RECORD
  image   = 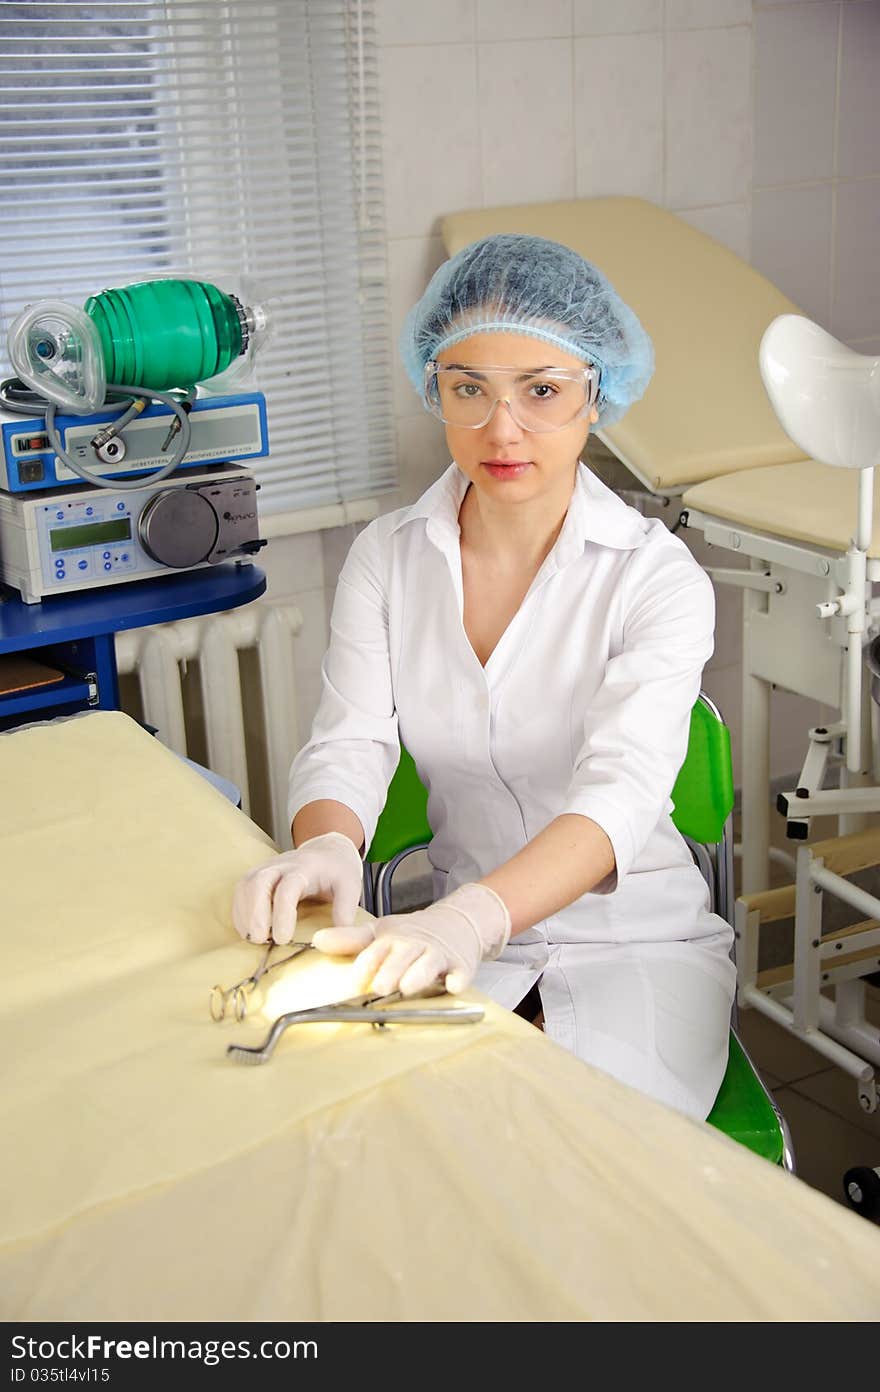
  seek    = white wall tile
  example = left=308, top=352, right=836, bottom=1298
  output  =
left=751, top=183, right=833, bottom=324
left=321, top=524, right=359, bottom=592
left=574, top=33, right=664, bottom=200
left=753, top=3, right=839, bottom=187
left=675, top=202, right=751, bottom=259
left=706, top=579, right=744, bottom=673
left=376, top=0, right=475, bottom=46
left=573, top=0, right=663, bottom=34
left=260, top=531, right=324, bottom=599
left=832, top=178, right=880, bottom=342
left=837, top=0, right=880, bottom=179
left=477, top=0, right=571, bottom=41
left=387, top=235, right=448, bottom=417
left=770, top=690, right=829, bottom=781
left=665, top=27, right=752, bottom=206
left=380, top=44, right=481, bottom=239
left=291, top=585, right=332, bottom=742
left=666, top=0, right=751, bottom=27
left=395, top=412, right=453, bottom=506
left=849, top=336, right=880, bottom=356
left=478, top=39, right=575, bottom=206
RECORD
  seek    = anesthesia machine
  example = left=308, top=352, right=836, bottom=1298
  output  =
left=0, top=279, right=269, bottom=603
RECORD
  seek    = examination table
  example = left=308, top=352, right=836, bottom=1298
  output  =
left=2, top=712, right=879, bottom=1322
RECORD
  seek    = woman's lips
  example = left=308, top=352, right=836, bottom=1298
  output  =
left=481, top=459, right=531, bottom=479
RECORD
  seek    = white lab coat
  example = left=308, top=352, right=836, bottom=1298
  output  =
left=289, top=462, right=736, bottom=1118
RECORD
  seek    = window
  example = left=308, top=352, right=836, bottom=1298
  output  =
left=0, top=0, right=395, bottom=514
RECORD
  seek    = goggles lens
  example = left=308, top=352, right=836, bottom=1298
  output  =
left=424, top=362, right=598, bottom=432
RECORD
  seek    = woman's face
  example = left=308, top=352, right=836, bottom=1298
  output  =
left=434, top=331, right=598, bottom=506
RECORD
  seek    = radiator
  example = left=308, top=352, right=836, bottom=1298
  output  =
left=115, top=598, right=302, bottom=847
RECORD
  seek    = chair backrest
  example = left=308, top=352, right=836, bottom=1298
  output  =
left=671, top=693, right=734, bottom=836
left=365, top=743, right=431, bottom=865
left=368, top=691, right=735, bottom=921
left=671, top=692, right=735, bottom=925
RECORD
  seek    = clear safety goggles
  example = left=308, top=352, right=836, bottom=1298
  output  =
left=423, top=360, right=599, bottom=433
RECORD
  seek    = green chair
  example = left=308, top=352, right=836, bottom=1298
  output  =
left=364, top=694, right=794, bottom=1170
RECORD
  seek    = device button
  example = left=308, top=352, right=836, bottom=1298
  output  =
left=103, top=561, right=112, bottom=572
left=102, top=550, right=111, bottom=560
left=55, top=510, right=64, bottom=520
left=116, top=502, right=125, bottom=512
left=19, top=459, right=45, bottom=484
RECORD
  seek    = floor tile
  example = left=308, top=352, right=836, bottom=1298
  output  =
left=770, top=1087, right=880, bottom=1225
left=755, top=1068, right=783, bottom=1091
left=792, top=1068, right=880, bottom=1143
left=736, top=1006, right=834, bottom=1085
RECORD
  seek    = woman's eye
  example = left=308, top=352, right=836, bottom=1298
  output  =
left=453, top=381, right=484, bottom=398
left=529, top=381, right=558, bottom=399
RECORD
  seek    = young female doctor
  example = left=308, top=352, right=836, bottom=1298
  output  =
left=233, top=234, right=736, bottom=1120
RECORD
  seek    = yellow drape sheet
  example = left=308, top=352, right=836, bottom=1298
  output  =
left=2, top=711, right=879, bottom=1321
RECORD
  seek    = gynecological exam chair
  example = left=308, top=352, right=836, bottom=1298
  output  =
left=695, top=316, right=880, bottom=1216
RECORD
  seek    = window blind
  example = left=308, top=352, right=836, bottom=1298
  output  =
left=0, top=0, right=396, bottom=514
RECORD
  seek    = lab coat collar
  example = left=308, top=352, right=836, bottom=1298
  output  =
left=391, top=461, right=649, bottom=560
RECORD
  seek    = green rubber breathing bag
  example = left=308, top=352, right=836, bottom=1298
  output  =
left=8, top=278, right=265, bottom=414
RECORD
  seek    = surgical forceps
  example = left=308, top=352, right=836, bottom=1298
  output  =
left=210, top=941, right=312, bottom=1022
left=226, top=984, right=484, bottom=1064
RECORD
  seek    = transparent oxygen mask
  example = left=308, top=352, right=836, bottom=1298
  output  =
left=8, top=279, right=269, bottom=414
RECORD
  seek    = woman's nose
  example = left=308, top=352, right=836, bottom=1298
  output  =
left=485, top=397, right=525, bottom=443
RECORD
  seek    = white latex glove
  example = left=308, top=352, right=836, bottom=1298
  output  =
left=311, top=882, right=511, bottom=996
left=232, top=832, right=363, bottom=946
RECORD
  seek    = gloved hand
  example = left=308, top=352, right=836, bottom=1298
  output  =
left=311, top=882, right=511, bottom=996
left=232, top=831, right=363, bottom=946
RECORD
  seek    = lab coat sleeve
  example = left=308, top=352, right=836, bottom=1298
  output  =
left=561, top=537, right=715, bottom=889
left=287, top=521, right=400, bottom=851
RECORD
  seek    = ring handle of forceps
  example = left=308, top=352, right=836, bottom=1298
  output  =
left=209, top=942, right=312, bottom=1022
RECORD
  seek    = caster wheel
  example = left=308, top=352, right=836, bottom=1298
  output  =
left=842, top=1166, right=880, bottom=1217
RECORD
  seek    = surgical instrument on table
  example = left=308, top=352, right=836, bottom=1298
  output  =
left=226, top=985, right=485, bottom=1064
left=210, top=941, right=311, bottom=1022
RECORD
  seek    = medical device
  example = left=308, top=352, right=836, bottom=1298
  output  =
left=0, top=463, right=264, bottom=604
left=0, top=392, right=268, bottom=494
left=683, top=315, right=880, bottom=1115
left=8, top=279, right=264, bottom=417
left=226, top=985, right=484, bottom=1065
left=3, top=278, right=268, bottom=492
left=210, top=942, right=312, bottom=1023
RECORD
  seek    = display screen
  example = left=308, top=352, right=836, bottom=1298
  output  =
left=49, top=518, right=132, bottom=552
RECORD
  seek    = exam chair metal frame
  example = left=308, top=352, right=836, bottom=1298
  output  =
left=363, top=694, right=794, bottom=1171
left=685, top=317, right=880, bottom=1116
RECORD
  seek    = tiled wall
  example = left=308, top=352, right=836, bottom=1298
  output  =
left=751, top=0, right=880, bottom=352
left=377, top=0, right=756, bottom=510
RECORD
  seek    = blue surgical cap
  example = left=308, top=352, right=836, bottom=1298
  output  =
left=400, top=233, right=654, bottom=426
